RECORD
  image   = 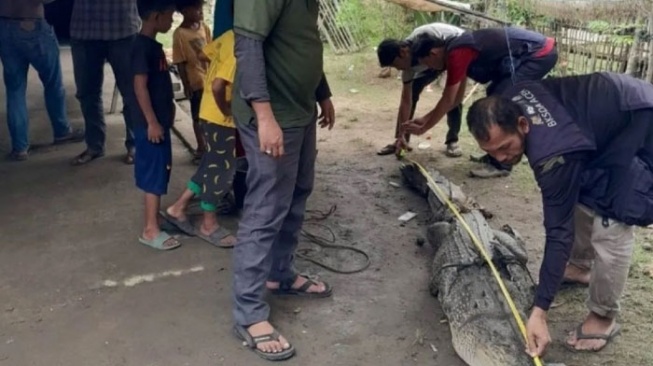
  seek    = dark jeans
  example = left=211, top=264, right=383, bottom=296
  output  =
left=0, top=18, right=72, bottom=152
left=484, top=49, right=559, bottom=171
left=395, top=69, right=462, bottom=145
left=71, top=36, right=137, bottom=154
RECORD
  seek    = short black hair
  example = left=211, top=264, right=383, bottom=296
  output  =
left=411, top=34, right=447, bottom=59
left=138, top=0, right=176, bottom=19
left=377, top=39, right=406, bottom=67
left=466, top=96, right=523, bottom=142
left=175, top=0, right=204, bottom=12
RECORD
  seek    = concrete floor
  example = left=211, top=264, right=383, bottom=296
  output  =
left=0, top=48, right=464, bottom=366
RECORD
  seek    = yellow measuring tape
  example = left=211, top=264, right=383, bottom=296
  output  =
left=404, top=157, right=543, bottom=366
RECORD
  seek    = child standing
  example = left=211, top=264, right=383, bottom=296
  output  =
left=162, top=27, right=238, bottom=248
left=172, top=0, right=212, bottom=165
left=132, top=0, right=180, bottom=250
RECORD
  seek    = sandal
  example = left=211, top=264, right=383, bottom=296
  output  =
left=233, top=324, right=295, bottom=361
left=269, top=275, right=333, bottom=298
left=564, top=323, right=622, bottom=353
left=138, top=231, right=181, bottom=251
left=196, top=226, right=235, bottom=248
left=71, top=150, right=104, bottom=166
left=159, top=210, right=196, bottom=236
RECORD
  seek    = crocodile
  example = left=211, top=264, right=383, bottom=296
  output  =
left=400, top=163, right=565, bottom=366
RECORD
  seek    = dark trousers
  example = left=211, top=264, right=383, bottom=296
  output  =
left=484, top=49, right=559, bottom=171
left=232, top=117, right=317, bottom=326
left=71, top=36, right=137, bottom=154
left=190, top=122, right=237, bottom=211
left=395, top=69, right=462, bottom=145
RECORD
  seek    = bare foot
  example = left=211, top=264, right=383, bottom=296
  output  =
left=247, top=321, right=291, bottom=354
left=266, top=275, right=327, bottom=294
left=165, top=205, right=187, bottom=222
left=199, top=223, right=236, bottom=246
left=563, top=263, right=591, bottom=284
left=566, top=312, right=620, bottom=351
left=142, top=227, right=161, bottom=242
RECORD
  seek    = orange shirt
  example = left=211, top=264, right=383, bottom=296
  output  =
left=172, top=22, right=212, bottom=92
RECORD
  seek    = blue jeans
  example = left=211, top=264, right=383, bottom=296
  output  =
left=71, top=36, right=136, bottom=154
left=0, top=18, right=72, bottom=153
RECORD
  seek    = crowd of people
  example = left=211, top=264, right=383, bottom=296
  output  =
left=2, top=0, right=652, bottom=364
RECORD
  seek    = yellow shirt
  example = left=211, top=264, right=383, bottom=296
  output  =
left=172, top=22, right=212, bottom=92
left=199, top=30, right=236, bottom=128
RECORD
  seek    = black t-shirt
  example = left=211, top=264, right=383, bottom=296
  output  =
left=130, top=34, right=175, bottom=128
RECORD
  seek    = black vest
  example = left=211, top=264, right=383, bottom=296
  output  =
left=503, top=72, right=653, bottom=227
left=446, top=27, right=547, bottom=84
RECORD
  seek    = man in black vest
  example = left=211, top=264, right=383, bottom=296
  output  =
left=402, top=27, right=557, bottom=178
left=466, top=72, right=653, bottom=356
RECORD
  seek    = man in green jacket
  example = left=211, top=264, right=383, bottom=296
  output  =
left=230, top=0, right=335, bottom=361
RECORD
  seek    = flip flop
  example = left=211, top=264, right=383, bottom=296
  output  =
left=159, top=210, right=196, bottom=236
left=564, top=323, right=622, bottom=353
left=196, top=226, right=235, bottom=248
left=233, top=324, right=295, bottom=361
left=269, top=275, right=333, bottom=298
left=138, top=231, right=181, bottom=250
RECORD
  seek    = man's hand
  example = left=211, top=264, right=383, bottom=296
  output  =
left=148, top=122, right=165, bottom=143
left=402, top=115, right=429, bottom=135
left=318, top=98, right=335, bottom=130
left=258, top=116, right=284, bottom=158
left=394, top=137, right=408, bottom=157
left=526, top=307, right=551, bottom=358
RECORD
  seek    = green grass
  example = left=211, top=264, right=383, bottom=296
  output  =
left=157, top=32, right=173, bottom=49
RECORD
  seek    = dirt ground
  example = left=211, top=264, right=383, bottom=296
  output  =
left=0, top=46, right=652, bottom=366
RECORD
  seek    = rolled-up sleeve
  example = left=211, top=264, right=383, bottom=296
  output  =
left=233, top=0, right=285, bottom=103
left=234, top=36, right=269, bottom=102
left=533, top=152, right=587, bottom=310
